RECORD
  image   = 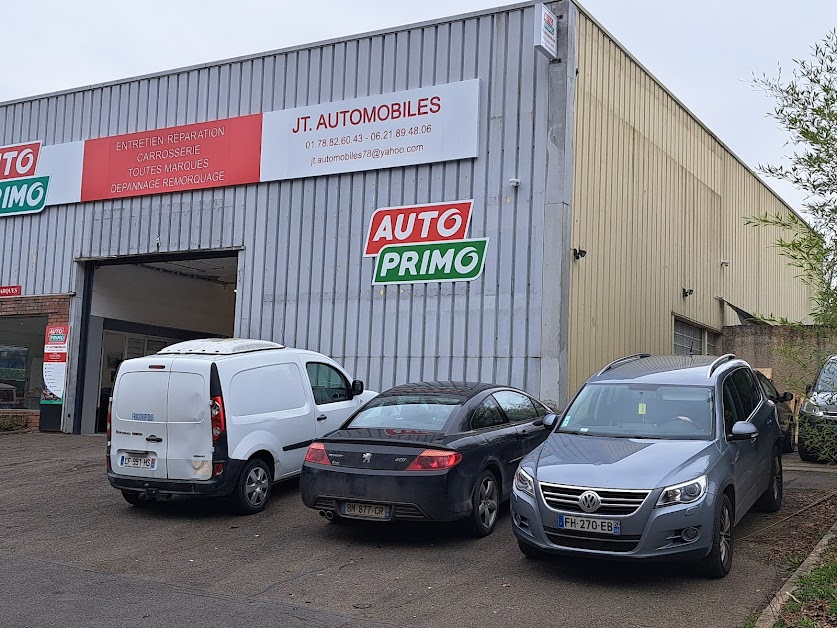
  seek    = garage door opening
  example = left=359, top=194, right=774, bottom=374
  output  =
left=79, top=253, right=238, bottom=434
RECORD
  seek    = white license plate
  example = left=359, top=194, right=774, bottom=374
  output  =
left=342, top=502, right=390, bottom=520
left=559, top=514, right=620, bottom=535
left=119, top=455, right=157, bottom=470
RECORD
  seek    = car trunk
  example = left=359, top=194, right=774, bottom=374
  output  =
left=321, top=428, right=448, bottom=470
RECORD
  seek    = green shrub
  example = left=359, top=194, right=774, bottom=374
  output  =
left=0, top=414, right=27, bottom=431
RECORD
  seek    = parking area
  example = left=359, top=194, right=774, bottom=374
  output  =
left=2, top=433, right=836, bottom=628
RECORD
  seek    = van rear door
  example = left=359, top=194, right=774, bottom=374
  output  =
left=166, top=358, right=213, bottom=481
left=111, top=358, right=174, bottom=479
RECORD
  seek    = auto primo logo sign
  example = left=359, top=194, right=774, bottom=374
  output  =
left=363, top=200, right=488, bottom=285
left=0, top=141, right=50, bottom=217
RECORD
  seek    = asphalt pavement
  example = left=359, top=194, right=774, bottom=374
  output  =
left=1, top=433, right=835, bottom=628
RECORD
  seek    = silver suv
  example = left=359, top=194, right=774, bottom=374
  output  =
left=511, top=354, right=783, bottom=578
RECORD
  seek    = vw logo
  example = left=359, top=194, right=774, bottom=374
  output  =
left=362, top=453, right=372, bottom=464
left=578, top=490, right=601, bottom=513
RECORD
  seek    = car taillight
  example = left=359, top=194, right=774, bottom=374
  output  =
left=210, top=395, right=226, bottom=442
left=405, top=449, right=462, bottom=471
left=304, top=442, right=331, bottom=465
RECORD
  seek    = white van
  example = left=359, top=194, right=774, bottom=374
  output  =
left=107, top=338, right=376, bottom=514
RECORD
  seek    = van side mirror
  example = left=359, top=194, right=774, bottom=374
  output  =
left=781, top=392, right=793, bottom=403
left=542, top=413, right=558, bottom=429
left=351, top=380, right=364, bottom=397
left=729, top=421, right=758, bottom=441
left=806, top=384, right=814, bottom=395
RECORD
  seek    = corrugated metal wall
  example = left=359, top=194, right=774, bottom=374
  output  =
left=0, top=4, right=553, bottom=401
left=568, top=8, right=813, bottom=394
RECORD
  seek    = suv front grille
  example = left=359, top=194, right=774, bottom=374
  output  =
left=543, top=526, right=641, bottom=553
left=539, top=482, right=651, bottom=515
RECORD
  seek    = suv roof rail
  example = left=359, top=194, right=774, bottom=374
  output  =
left=707, top=354, right=736, bottom=378
left=596, top=353, right=652, bottom=376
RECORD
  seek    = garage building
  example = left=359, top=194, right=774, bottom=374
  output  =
left=0, top=0, right=811, bottom=433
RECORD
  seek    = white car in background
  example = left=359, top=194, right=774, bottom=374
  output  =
left=107, top=338, right=375, bottom=514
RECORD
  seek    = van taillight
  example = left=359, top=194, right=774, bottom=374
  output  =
left=106, top=398, right=113, bottom=471
left=210, top=395, right=226, bottom=442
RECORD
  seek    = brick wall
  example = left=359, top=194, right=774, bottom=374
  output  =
left=720, top=325, right=837, bottom=399
left=0, top=295, right=72, bottom=431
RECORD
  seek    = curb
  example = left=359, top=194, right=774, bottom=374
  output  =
left=754, top=518, right=837, bottom=628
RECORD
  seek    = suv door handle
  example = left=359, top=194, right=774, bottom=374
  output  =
left=316, top=414, right=328, bottom=422
left=146, top=435, right=163, bottom=443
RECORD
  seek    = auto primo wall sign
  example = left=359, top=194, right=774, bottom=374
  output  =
left=363, top=200, right=488, bottom=285
left=0, top=141, right=50, bottom=216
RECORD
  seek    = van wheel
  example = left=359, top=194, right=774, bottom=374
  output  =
left=466, top=470, right=500, bottom=537
left=122, top=491, right=152, bottom=507
left=232, top=459, right=272, bottom=515
left=698, top=493, right=733, bottom=578
left=756, top=450, right=783, bottom=512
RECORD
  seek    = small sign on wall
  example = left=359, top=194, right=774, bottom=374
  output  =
left=42, top=325, right=69, bottom=406
left=534, top=3, right=559, bottom=60
left=0, top=285, right=21, bottom=297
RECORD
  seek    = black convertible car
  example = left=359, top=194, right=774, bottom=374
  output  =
left=300, top=381, right=555, bottom=536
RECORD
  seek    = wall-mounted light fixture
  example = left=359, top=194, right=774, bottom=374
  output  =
left=572, top=248, right=587, bottom=261
left=509, top=178, right=521, bottom=188
left=721, top=259, right=730, bottom=268
left=682, top=288, right=694, bottom=298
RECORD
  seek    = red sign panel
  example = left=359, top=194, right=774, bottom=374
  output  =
left=0, top=141, right=41, bottom=181
left=364, top=200, right=473, bottom=256
left=0, top=285, right=21, bottom=297
left=81, top=115, right=263, bottom=201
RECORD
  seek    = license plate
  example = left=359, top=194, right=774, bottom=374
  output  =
left=119, top=455, right=157, bottom=470
left=559, top=514, right=620, bottom=535
left=342, top=502, right=390, bottom=520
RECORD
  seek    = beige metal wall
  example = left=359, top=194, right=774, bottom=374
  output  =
left=567, top=8, right=813, bottom=395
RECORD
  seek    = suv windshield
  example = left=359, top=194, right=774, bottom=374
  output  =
left=558, top=383, right=714, bottom=440
left=347, top=395, right=461, bottom=431
left=814, top=360, right=837, bottom=393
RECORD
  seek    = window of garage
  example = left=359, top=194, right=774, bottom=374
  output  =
left=673, top=319, right=720, bottom=356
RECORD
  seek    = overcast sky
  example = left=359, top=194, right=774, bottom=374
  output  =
left=2, top=0, right=835, bottom=212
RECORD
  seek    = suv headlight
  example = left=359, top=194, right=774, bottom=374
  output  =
left=657, top=476, right=707, bottom=507
left=514, top=467, right=536, bottom=497
left=801, top=400, right=824, bottom=417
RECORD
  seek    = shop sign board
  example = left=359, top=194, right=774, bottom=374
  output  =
left=0, top=141, right=50, bottom=216
left=534, top=3, right=559, bottom=60
left=0, top=285, right=22, bottom=297
left=373, top=238, right=488, bottom=285
left=364, top=200, right=473, bottom=257
left=261, top=80, right=479, bottom=181
left=364, top=199, right=488, bottom=285
left=42, top=325, right=69, bottom=405
left=81, top=115, right=263, bottom=201
left=4, top=80, right=481, bottom=211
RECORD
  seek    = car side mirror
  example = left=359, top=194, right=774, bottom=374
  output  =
left=781, top=392, right=793, bottom=402
left=729, top=421, right=758, bottom=441
left=351, top=380, right=364, bottom=397
left=542, top=413, right=558, bottom=429
left=806, top=384, right=813, bottom=395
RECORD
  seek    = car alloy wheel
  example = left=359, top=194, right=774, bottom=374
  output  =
left=478, top=476, right=499, bottom=530
left=719, top=503, right=732, bottom=569
left=773, top=455, right=783, bottom=502
left=246, top=466, right=270, bottom=508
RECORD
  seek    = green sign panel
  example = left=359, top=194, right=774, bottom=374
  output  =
left=373, top=238, right=489, bottom=285
left=0, top=176, right=50, bottom=216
